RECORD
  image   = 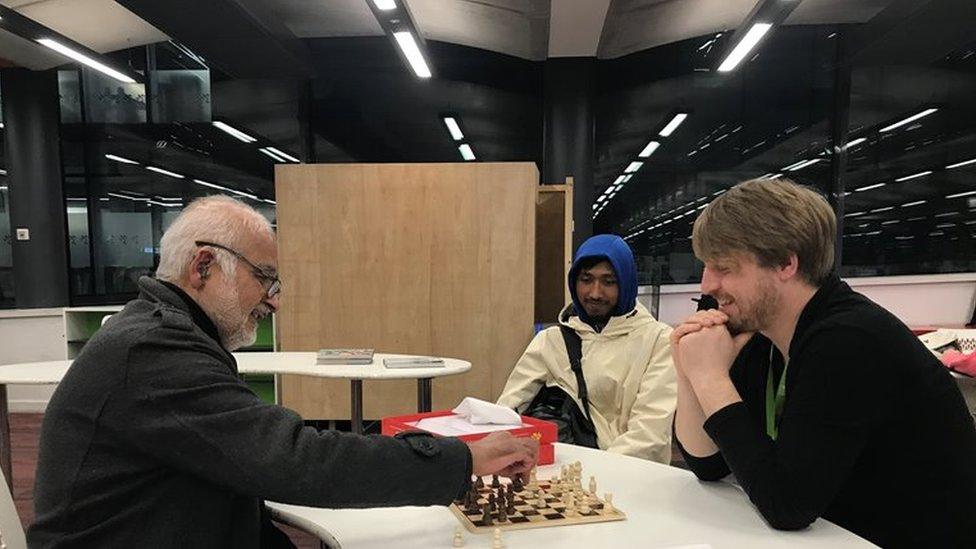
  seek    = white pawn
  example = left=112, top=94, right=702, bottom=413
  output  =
left=604, top=492, right=615, bottom=513
left=589, top=475, right=597, bottom=495
left=564, top=492, right=577, bottom=517
left=492, top=528, right=505, bottom=549
left=452, top=526, right=465, bottom=547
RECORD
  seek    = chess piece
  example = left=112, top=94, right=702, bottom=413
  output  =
left=604, top=492, right=614, bottom=513
left=564, top=493, right=577, bottom=517
left=488, top=492, right=497, bottom=512
left=453, top=526, right=465, bottom=547
left=507, top=492, right=516, bottom=514
left=491, top=474, right=501, bottom=488
left=589, top=475, right=597, bottom=495
left=529, top=467, right=538, bottom=487
left=475, top=476, right=485, bottom=489
left=482, top=503, right=494, bottom=526
left=498, top=501, right=508, bottom=523
left=511, top=475, right=524, bottom=493
left=492, top=528, right=505, bottom=549
left=535, top=490, right=547, bottom=509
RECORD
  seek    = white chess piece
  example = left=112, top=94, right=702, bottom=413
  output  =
left=453, top=526, right=465, bottom=547
left=492, top=528, right=505, bottom=549
left=589, top=475, right=597, bottom=495
left=604, top=492, right=614, bottom=513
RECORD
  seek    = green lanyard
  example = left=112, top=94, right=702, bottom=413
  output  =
left=765, top=347, right=788, bottom=440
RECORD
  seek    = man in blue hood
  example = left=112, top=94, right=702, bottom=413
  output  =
left=498, top=234, right=677, bottom=462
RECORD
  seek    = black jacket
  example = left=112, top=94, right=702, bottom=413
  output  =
left=678, top=276, right=976, bottom=548
left=29, top=277, right=471, bottom=548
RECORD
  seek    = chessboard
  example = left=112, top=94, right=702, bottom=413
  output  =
left=450, top=463, right=625, bottom=534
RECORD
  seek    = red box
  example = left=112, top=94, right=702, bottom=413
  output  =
left=381, top=410, right=558, bottom=464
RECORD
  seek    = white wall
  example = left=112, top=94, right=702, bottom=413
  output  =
left=642, top=272, right=976, bottom=328
left=0, top=308, right=65, bottom=412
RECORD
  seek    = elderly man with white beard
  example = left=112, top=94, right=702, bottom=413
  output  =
left=29, top=196, right=537, bottom=548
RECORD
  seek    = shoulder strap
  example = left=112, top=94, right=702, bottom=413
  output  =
left=558, top=325, right=591, bottom=421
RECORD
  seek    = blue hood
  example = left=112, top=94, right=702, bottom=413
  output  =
left=568, top=234, right=638, bottom=323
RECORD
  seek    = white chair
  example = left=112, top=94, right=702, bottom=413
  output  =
left=0, top=468, right=27, bottom=549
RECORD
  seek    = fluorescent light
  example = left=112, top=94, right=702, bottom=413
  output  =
left=458, top=144, right=475, bottom=161
left=782, top=159, right=808, bottom=171
left=787, top=158, right=823, bottom=171
left=717, top=23, right=773, bottom=72
left=870, top=206, right=894, bottom=213
left=0, top=170, right=7, bottom=177
left=145, top=166, right=184, bottom=179
left=36, top=38, right=135, bottom=83
left=373, top=0, right=396, bottom=10
left=259, top=148, right=288, bottom=163
left=623, top=174, right=633, bottom=183
left=844, top=211, right=866, bottom=217
left=262, top=199, right=276, bottom=205
left=659, top=114, right=688, bottom=137
left=107, top=192, right=149, bottom=202
left=266, top=147, right=299, bottom=163
left=881, top=220, right=900, bottom=225
left=879, top=108, right=938, bottom=133
left=901, top=200, right=926, bottom=207
left=625, top=161, right=643, bottom=174
left=845, top=137, right=867, bottom=150
left=104, top=154, right=138, bottom=165
left=614, top=175, right=627, bottom=186
left=946, top=190, right=976, bottom=199
left=895, top=170, right=932, bottom=182
left=854, top=182, right=886, bottom=192
left=597, top=195, right=606, bottom=203
left=392, top=31, right=432, bottom=78
left=935, top=212, right=959, bottom=218
left=443, top=117, right=464, bottom=141
left=946, top=158, right=976, bottom=170
left=638, top=141, right=661, bottom=158
left=212, top=121, right=256, bottom=143
left=0, top=122, right=4, bottom=129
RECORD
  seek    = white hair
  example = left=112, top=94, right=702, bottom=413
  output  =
left=156, top=195, right=274, bottom=283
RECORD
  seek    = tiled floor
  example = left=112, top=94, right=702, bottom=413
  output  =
left=7, top=413, right=319, bottom=548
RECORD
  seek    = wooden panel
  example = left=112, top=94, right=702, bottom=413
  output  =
left=535, top=179, right=574, bottom=324
left=275, top=163, right=537, bottom=418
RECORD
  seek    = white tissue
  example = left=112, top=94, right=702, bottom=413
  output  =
left=451, top=397, right=522, bottom=425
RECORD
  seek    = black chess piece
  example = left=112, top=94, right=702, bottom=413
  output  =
left=475, top=476, right=485, bottom=489
left=512, top=476, right=524, bottom=493
left=482, top=503, right=493, bottom=526
left=498, top=484, right=506, bottom=503
left=488, top=492, right=496, bottom=512
left=491, top=474, right=500, bottom=488
left=506, top=492, right=516, bottom=514
left=498, top=502, right=508, bottom=523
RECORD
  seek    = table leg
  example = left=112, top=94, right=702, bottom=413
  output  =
left=350, top=380, right=364, bottom=435
left=417, top=378, right=432, bottom=413
left=1, top=384, right=12, bottom=492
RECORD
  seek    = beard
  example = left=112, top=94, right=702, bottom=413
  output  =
left=210, top=283, right=259, bottom=351
left=719, top=275, right=779, bottom=335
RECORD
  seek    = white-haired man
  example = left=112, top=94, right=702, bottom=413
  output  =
left=29, top=196, right=537, bottom=548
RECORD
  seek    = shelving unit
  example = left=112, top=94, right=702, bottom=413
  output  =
left=63, top=306, right=278, bottom=404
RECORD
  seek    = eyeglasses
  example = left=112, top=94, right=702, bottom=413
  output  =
left=195, top=240, right=281, bottom=299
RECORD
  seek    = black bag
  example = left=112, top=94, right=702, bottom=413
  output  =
left=522, top=325, right=599, bottom=448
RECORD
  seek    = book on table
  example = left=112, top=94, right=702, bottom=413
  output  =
left=316, top=348, right=374, bottom=365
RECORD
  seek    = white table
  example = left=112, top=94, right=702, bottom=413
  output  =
left=267, top=443, right=877, bottom=549
left=0, top=352, right=470, bottom=490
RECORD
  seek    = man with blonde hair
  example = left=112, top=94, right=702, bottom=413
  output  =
left=672, top=178, right=976, bottom=548
left=30, top=195, right=537, bottom=548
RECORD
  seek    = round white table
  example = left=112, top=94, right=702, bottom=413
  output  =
left=0, top=352, right=470, bottom=489
left=267, top=443, right=877, bottom=549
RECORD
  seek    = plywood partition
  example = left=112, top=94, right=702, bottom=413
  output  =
left=275, top=163, right=538, bottom=419
left=535, top=178, right=574, bottom=324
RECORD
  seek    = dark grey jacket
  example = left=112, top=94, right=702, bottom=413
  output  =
left=28, top=277, right=471, bottom=548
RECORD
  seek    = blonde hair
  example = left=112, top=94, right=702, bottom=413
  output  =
left=692, top=178, right=836, bottom=285
left=156, top=195, right=274, bottom=283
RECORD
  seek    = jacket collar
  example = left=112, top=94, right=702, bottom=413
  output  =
left=788, top=274, right=845, bottom=353
left=138, top=277, right=223, bottom=347
left=560, top=302, right=652, bottom=336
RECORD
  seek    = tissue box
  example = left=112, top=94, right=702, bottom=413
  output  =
left=381, top=410, right=558, bottom=465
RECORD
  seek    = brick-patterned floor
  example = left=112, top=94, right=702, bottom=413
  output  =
left=7, top=413, right=318, bottom=548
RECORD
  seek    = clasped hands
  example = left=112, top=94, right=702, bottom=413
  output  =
left=670, top=309, right=754, bottom=392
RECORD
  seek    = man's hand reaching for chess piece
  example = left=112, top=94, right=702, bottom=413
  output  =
left=467, top=431, right=539, bottom=481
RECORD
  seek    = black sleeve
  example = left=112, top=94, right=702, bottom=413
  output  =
left=673, top=423, right=730, bottom=481
left=702, top=325, right=890, bottom=530
left=109, top=336, right=472, bottom=508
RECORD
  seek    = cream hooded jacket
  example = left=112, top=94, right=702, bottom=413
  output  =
left=497, top=302, right=676, bottom=463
